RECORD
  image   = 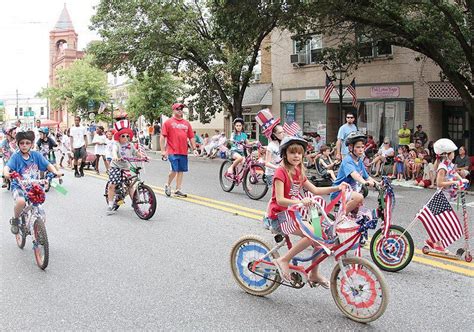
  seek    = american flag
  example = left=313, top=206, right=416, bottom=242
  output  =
left=283, top=122, right=301, bottom=136
left=416, top=191, right=463, bottom=248
left=346, top=78, right=357, bottom=107
left=137, top=143, right=148, bottom=159
left=323, top=73, right=335, bottom=104
left=277, top=210, right=298, bottom=235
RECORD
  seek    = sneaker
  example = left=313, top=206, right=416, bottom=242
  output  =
left=75, top=172, right=81, bottom=178
left=10, top=218, right=19, bottom=235
left=164, top=184, right=171, bottom=197
left=106, top=206, right=115, bottom=215
left=174, top=190, right=187, bottom=198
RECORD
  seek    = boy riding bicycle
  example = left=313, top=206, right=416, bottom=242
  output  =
left=331, top=131, right=378, bottom=214
left=106, top=120, right=145, bottom=215
left=3, top=131, right=62, bottom=234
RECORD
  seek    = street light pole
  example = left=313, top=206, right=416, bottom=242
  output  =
left=334, top=68, right=347, bottom=123
left=338, top=76, right=343, bottom=120
left=16, top=89, right=19, bottom=121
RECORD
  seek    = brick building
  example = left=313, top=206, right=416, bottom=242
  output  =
left=265, top=29, right=472, bottom=154
left=49, top=4, right=84, bottom=127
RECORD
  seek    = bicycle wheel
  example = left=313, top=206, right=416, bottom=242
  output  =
left=330, top=257, right=389, bottom=323
left=104, top=182, right=119, bottom=211
left=33, top=219, right=49, bottom=270
left=370, top=225, right=414, bottom=272
left=219, top=160, right=235, bottom=192
left=132, top=184, right=157, bottom=220
left=230, top=235, right=281, bottom=296
left=15, top=217, right=26, bottom=249
left=243, top=165, right=268, bottom=200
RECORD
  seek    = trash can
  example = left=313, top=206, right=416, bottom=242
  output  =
left=151, top=135, right=160, bottom=151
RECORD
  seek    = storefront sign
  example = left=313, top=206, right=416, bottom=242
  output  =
left=286, top=103, right=296, bottom=123
left=371, top=86, right=400, bottom=98
left=305, top=89, right=320, bottom=100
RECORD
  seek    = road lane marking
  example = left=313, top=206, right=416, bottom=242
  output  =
left=82, top=170, right=473, bottom=276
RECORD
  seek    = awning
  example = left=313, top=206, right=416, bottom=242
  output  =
left=242, top=83, right=272, bottom=107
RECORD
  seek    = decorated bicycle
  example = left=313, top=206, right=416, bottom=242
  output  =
left=9, top=171, right=65, bottom=270
left=104, top=156, right=157, bottom=220
left=230, top=190, right=389, bottom=323
left=219, top=141, right=268, bottom=200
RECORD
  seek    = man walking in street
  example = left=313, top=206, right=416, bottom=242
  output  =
left=33, top=119, right=42, bottom=149
left=335, top=111, right=358, bottom=160
left=160, top=103, right=198, bottom=198
left=69, top=116, right=88, bottom=177
left=398, top=122, right=411, bottom=148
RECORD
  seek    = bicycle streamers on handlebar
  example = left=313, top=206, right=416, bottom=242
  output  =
left=356, top=215, right=377, bottom=245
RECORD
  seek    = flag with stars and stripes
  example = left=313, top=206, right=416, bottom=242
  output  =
left=283, top=122, right=301, bottom=136
left=346, top=78, right=357, bottom=107
left=416, top=191, right=463, bottom=248
left=323, top=73, right=335, bottom=104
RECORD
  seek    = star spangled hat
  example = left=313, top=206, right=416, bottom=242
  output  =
left=255, top=108, right=280, bottom=138
left=113, top=119, right=134, bottom=141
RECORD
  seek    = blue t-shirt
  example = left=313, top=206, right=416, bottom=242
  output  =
left=330, top=154, right=369, bottom=199
left=231, top=132, right=248, bottom=152
left=6, top=151, right=50, bottom=191
left=337, top=124, right=357, bottom=156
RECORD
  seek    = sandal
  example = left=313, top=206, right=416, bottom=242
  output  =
left=272, top=259, right=291, bottom=282
left=224, top=171, right=235, bottom=180
left=307, top=275, right=330, bottom=289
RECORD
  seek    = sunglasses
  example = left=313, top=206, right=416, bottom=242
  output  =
left=346, top=116, right=354, bottom=119
left=120, top=134, right=130, bottom=138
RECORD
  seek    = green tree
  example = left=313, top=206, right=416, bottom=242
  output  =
left=288, top=0, right=473, bottom=115
left=89, top=0, right=291, bottom=120
left=39, top=55, right=109, bottom=116
left=126, top=72, right=183, bottom=123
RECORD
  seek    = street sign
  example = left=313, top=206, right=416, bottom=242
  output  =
left=24, top=111, right=35, bottom=117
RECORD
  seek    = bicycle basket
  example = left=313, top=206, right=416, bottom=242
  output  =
left=336, top=216, right=359, bottom=243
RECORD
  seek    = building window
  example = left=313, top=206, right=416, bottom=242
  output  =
left=292, top=35, right=323, bottom=65
left=40, top=107, right=45, bottom=116
left=19, top=107, right=23, bottom=116
left=282, top=102, right=328, bottom=143
left=357, top=31, right=393, bottom=58
left=357, top=100, right=414, bottom=145
left=15, top=107, right=18, bottom=116
left=243, top=112, right=257, bottom=140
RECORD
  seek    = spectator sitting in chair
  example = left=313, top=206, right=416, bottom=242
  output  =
left=318, top=145, right=338, bottom=181
left=369, top=137, right=395, bottom=177
left=364, top=135, right=377, bottom=157
left=454, top=146, right=471, bottom=179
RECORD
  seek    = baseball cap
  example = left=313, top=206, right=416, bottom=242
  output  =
left=172, top=103, right=186, bottom=111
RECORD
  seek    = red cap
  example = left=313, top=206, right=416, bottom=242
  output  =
left=172, top=103, right=186, bottom=111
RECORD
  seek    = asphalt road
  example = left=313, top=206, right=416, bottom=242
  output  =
left=0, top=156, right=473, bottom=330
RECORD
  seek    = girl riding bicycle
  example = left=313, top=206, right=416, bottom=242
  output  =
left=1, top=126, right=17, bottom=188
left=225, top=118, right=249, bottom=178
left=255, top=108, right=285, bottom=186
left=267, top=136, right=349, bottom=287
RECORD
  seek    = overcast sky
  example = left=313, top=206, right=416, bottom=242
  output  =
left=0, top=0, right=99, bottom=100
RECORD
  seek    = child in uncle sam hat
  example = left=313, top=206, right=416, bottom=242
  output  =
left=255, top=108, right=286, bottom=186
left=105, top=119, right=145, bottom=215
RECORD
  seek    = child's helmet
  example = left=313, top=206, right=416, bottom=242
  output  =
left=5, top=126, right=17, bottom=136
left=15, top=130, right=35, bottom=143
left=279, top=136, right=308, bottom=157
left=345, top=131, right=367, bottom=146
left=233, top=118, right=244, bottom=125
left=433, top=138, right=457, bottom=155
left=39, top=127, right=49, bottom=135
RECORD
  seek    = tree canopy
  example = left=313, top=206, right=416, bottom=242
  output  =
left=288, top=0, right=473, bottom=115
left=89, top=0, right=292, bottom=120
left=39, top=55, right=109, bottom=116
left=126, top=72, right=183, bottom=124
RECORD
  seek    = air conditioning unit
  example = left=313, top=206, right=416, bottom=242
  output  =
left=290, top=53, right=307, bottom=65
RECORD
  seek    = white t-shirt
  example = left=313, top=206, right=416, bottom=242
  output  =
left=105, top=138, right=114, bottom=159
left=93, top=134, right=107, bottom=155
left=69, top=125, right=87, bottom=149
left=265, top=141, right=281, bottom=176
left=378, top=145, right=394, bottom=157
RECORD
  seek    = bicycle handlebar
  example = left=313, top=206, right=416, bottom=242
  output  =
left=122, top=157, right=149, bottom=162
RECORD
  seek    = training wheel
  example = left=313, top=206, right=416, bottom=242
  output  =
left=422, top=246, right=430, bottom=255
left=465, top=253, right=472, bottom=263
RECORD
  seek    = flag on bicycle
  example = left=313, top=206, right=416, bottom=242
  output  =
left=295, top=191, right=326, bottom=220
left=277, top=210, right=298, bottom=235
left=323, top=73, right=335, bottom=104
left=334, top=232, right=361, bottom=260
left=416, top=191, right=463, bottom=248
left=283, top=121, right=301, bottom=136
